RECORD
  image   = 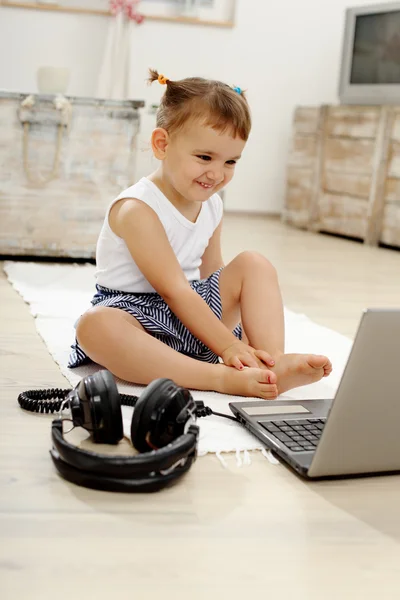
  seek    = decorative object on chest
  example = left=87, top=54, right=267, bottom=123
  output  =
left=0, top=91, right=144, bottom=259
left=283, top=104, right=400, bottom=250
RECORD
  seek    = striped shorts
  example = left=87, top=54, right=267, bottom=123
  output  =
left=68, top=268, right=242, bottom=368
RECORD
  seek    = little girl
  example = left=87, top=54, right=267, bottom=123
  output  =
left=68, top=69, right=332, bottom=399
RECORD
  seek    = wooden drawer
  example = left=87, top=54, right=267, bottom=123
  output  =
left=288, top=135, right=318, bottom=168
left=387, top=142, right=400, bottom=179
left=325, top=106, right=380, bottom=139
left=0, top=181, right=109, bottom=257
left=292, top=107, right=321, bottom=135
left=323, top=171, right=371, bottom=199
left=323, top=138, right=375, bottom=174
left=315, top=194, right=368, bottom=240
left=385, top=178, right=400, bottom=202
left=380, top=202, right=400, bottom=247
left=391, top=110, right=400, bottom=143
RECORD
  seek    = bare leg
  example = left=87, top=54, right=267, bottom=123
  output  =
left=218, top=252, right=332, bottom=395
left=76, top=306, right=278, bottom=399
left=219, top=251, right=284, bottom=355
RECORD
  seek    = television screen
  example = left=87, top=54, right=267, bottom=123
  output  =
left=350, top=10, right=400, bottom=84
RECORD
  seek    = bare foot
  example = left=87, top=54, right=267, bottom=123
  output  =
left=215, top=365, right=278, bottom=399
left=271, top=353, right=332, bottom=395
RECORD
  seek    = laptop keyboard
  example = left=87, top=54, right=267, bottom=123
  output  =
left=259, top=419, right=326, bottom=452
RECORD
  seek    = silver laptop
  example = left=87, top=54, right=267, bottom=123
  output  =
left=229, top=309, right=400, bottom=479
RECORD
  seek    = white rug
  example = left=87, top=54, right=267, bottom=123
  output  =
left=4, top=261, right=353, bottom=461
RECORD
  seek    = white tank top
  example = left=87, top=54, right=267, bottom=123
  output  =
left=95, top=177, right=223, bottom=293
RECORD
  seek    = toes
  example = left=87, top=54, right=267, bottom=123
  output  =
left=308, top=354, right=331, bottom=369
left=257, top=369, right=276, bottom=384
left=260, top=384, right=278, bottom=400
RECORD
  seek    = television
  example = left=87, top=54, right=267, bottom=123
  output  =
left=338, top=2, right=400, bottom=104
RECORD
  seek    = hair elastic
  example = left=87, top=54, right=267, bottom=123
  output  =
left=158, top=74, right=169, bottom=85
left=232, top=86, right=242, bottom=95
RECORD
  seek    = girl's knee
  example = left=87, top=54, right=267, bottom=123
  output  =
left=76, top=306, right=144, bottom=347
left=76, top=306, right=108, bottom=345
left=234, top=251, right=277, bottom=278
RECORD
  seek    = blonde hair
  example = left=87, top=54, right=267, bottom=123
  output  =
left=148, top=69, right=251, bottom=141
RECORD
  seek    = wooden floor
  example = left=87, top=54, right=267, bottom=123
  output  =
left=1, top=215, right=400, bottom=599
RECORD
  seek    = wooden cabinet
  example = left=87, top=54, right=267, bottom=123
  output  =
left=283, top=105, right=400, bottom=249
left=0, top=92, right=144, bottom=259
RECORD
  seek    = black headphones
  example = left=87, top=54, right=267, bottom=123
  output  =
left=18, top=370, right=238, bottom=493
left=18, top=370, right=203, bottom=493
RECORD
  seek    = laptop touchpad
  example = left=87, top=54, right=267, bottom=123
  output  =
left=242, top=405, right=311, bottom=416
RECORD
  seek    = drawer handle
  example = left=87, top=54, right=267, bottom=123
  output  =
left=18, top=94, right=72, bottom=186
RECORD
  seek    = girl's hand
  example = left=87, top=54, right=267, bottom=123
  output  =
left=221, top=342, right=275, bottom=371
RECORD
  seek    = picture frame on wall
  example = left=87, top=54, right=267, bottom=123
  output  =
left=0, top=0, right=237, bottom=27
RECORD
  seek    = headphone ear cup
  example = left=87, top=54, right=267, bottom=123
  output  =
left=131, top=379, right=177, bottom=453
left=85, top=370, right=123, bottom=444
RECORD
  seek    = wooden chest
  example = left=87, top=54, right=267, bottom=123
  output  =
left=283, top=104, right=400, bottom=249
left=0, top=91, right=144, bottom=259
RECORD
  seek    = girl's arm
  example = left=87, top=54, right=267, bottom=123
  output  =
left=110, top=198, right=259, bottom=367
left=199, top=220, right=224, bottom=279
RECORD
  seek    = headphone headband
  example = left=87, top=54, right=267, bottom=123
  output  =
left=50, top=447, right=195, bottom=493
left=51, top=420, right=198, bottom=480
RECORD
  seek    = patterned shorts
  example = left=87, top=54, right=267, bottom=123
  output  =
left=68, top=268, right=242, bottom=368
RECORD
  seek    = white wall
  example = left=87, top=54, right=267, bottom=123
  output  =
left=0, top=0, right=390, bottom=213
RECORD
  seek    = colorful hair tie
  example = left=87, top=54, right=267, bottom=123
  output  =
left=158, top=74, right=169, bottom=85
left=233, top=86, right=242, bottom=95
